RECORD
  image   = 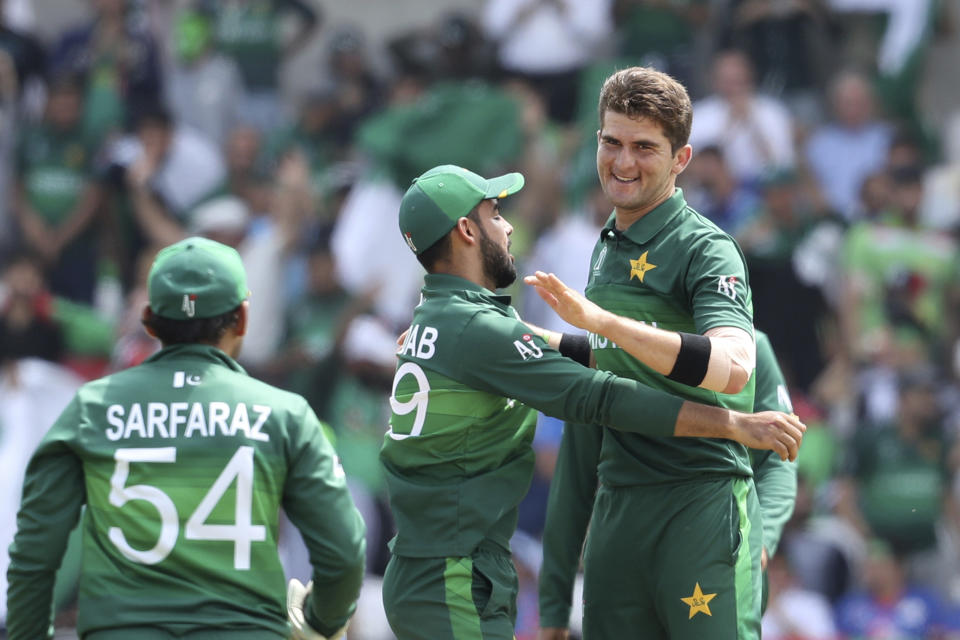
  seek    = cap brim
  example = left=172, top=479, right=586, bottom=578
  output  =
left=483, top=172, right=524, bottom=200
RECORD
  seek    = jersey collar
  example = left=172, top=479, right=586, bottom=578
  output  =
left=423, top=273, right=512, bottom=306
left=145, top=343, right=247, bottom=374
left=601, top=188, right=688, bottom=246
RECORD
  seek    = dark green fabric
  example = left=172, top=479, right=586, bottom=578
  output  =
left=582, top=478, right=762, bottom=639
left=381, top=273, right=684, bottom=558
left=382, top=545, right=518, bottom=640
left=587, top=189, right=755, bottom=486
left=6, top=345, right=365, bottom=639
left=748, top=331, right=797, bottom=559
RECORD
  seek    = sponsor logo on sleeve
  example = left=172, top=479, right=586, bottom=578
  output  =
left=717, top=275, right=738, bottom=300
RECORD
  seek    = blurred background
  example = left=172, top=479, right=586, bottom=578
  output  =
left=2, top=0, right=960, bottom=638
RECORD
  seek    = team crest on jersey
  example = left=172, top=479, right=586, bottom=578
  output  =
left=717, top=275, right=738, bottom=300
left=629, top=252, right=657, bottom=283
left=513, top=333, right=543, bottom=360
left=182, top=294, right=197, bottom=317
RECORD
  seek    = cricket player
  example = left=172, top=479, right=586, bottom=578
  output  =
left=6, top=237, right=365, bottom=640
left=380, top=164, right=804, bottom=639
left=537, top=330, right=799, bottom=638
left=524, top=65, right=766, bottom=638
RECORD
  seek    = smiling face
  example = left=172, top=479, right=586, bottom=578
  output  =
left=597, top=110, right=692, bottom=224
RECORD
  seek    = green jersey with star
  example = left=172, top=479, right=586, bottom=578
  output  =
left=381, top=273, right=692, bottom=558
left=7, top=344, right=366, bottom=639
left=586, top=189, right=756, bottom=486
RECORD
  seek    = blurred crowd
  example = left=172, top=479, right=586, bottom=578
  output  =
left=2, top=0, right=960, bottom=638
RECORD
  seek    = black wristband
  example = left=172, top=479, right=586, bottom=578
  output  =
left=666, top=332, right=711, bottom=387
left=558, top=333, right=591, bottom=367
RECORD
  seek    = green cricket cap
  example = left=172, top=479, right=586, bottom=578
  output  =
left=398, top=164, right=524, bottom=255
left=148, top=237, right=248, bottom=320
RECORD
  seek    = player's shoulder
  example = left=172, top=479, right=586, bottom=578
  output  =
left=221, top=369, right=311, bottom=413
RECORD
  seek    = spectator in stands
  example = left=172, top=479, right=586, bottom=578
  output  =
left=838, top=165, right=955, bottom=368
left=762, top=553, right=837, bottom=640
left=326, top=26, right=383, bottom=146
left=165, top=6, right=245, bottom=148
left=0, top=0, right=47, bottom=118
left=0, top=250, right=63, bottom=364
left=689, top=49, right=796, bottom=184
left=805, top=70, right=894, bottom=221
left=265, top=84, right=343, bottom=211
left=209, top=0, right=321, bottom=132
left=612, top=0, right=711, bottom=93
left=118, top=105, right=225, bottom=247
left=51, top=0, right=162, bottom=145
left=835, top=539, right=954, bottom=638
left=481, top=0, right=612, bottom=123
left=920, top=110, right=960, bottom=231
left=716, top=0, right=834, bottom=125
left=12, top=74, right=103, bottom=304
left=736, top=169, right=835, bottom=392
left=836, top=367, right=952, bottom=560
left=682, top=144, right=760, bottom=235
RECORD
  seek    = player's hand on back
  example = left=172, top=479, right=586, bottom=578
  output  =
left=524, top=271, right=608, bottom=333
left=538, top=627, right=571, bottom=640
left=731, top=411, right=805, bottom=461
left=287, top=578, right=349, bottom=640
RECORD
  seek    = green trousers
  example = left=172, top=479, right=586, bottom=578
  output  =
left=382, top=543, right=518, bottom=640
left=582, top=477, right=762, bottom=639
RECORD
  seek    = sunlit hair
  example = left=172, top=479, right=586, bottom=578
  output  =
left=597, top=66, right=693, bottom=154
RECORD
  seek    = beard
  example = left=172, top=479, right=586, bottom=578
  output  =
left=478, top=223, right=516, bottom=290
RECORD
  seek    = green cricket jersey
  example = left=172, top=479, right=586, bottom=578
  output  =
left=7, top=344, right=366, bottom=639
left=586, top=188, right=756, bottom=485
left=381, top=273, right=691, bottom=559
left=213, top=0, right=316, bottom=90
left=538, top=331, right=796, bottom=628
left=16, top=124, right=94, bottom=225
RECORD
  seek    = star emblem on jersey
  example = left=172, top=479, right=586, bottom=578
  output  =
left=681, top=582, right=716, bottom=619
left=629, top=252, right=657, bottom=283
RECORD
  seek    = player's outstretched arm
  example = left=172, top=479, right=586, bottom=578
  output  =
left=524, top=271, right=754, bottom=394
left=675, top=404, right=805, bottom=462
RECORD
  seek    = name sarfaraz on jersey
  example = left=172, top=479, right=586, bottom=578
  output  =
left=105, top=402, right=271, bottom=442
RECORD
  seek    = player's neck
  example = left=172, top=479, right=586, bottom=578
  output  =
left=614, top=186, right=675, bottom=231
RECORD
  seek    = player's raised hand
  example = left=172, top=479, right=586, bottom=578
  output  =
left=730, top=411, right=805, bottom=461
left=523, top=271, right=608, bottom=333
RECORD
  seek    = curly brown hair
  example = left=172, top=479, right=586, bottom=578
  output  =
left=597, top=67, right=693, bottom=154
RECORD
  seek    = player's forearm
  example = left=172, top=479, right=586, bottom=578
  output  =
left=5, top=567, right=56, bottom=640
left=306, top=551, right=365, bottom=637
left=7, top=450, right=85, bottom=639
left=594, top=314, right=754, bottom=393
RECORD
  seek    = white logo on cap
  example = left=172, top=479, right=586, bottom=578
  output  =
left=404, top=232, right=418, bottom=253
left=182, top=294, right=196, bottom=317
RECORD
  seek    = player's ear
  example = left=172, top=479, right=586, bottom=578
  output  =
left=141, top=305, right=158, bottom=338
left=234, top=301, right=249, bottom=337
left=673, top=144, right=693, bottom=175
left=453, top=216, right=478, bottom=246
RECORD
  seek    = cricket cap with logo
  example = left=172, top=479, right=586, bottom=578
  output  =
left=398, top=164, right=524, bottom=255
left=148, top=236, right=249, bottom=320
